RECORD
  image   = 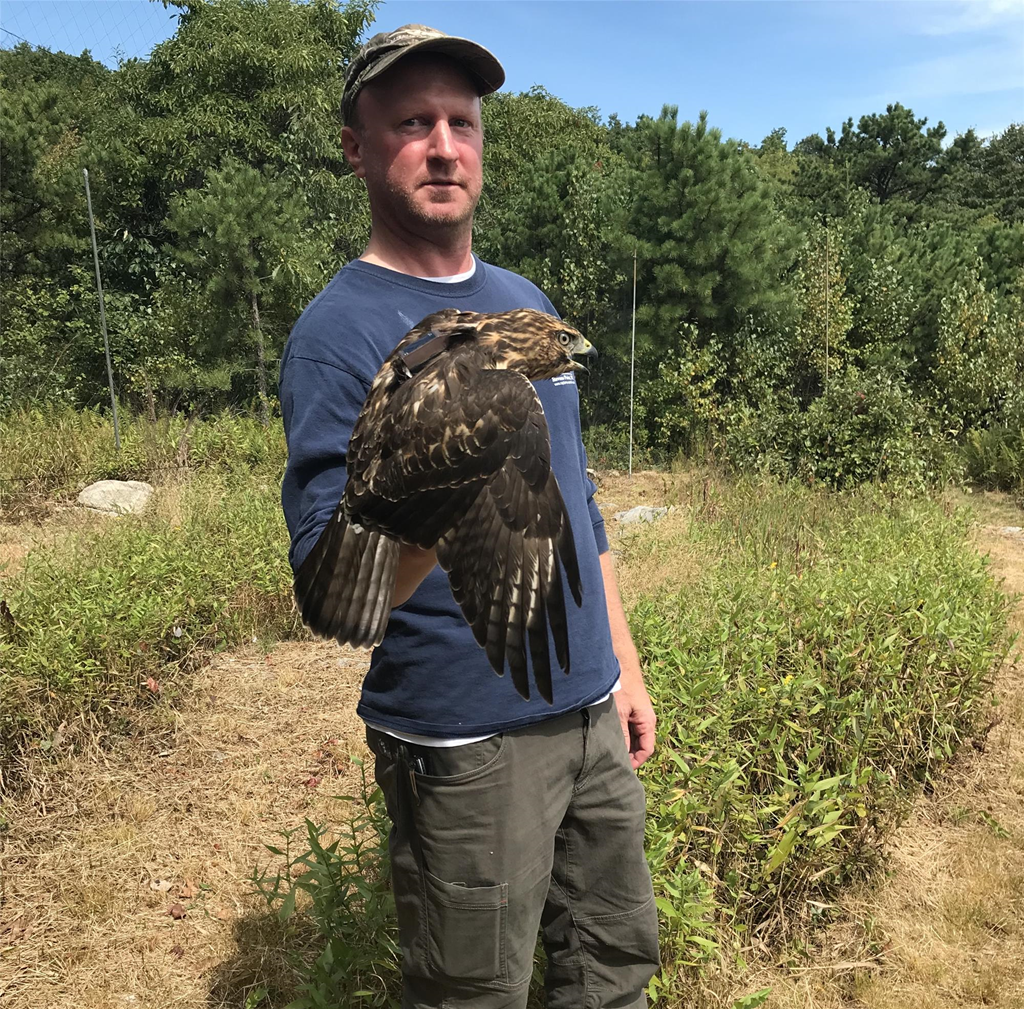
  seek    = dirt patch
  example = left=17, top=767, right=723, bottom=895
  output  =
left=592, top=467, right=697, bottom=515
left=594, top=468, right=708, bottom=605
left=0, top=640, right=371, bottom=1009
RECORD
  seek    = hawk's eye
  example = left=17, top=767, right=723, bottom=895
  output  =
left=558, top=331, right=572, bottom=347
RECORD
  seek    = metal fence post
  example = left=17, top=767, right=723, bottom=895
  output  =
left=83, top=168, right=121, bottom=451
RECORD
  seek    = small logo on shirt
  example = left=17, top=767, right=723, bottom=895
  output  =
left=552, top=373, right=577, bottom=388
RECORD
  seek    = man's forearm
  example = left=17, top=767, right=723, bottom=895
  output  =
left=600, top=551, right=644, bottom=686
left=392, top=544, right=438, bottom=607
left=600, top=549, right=657, bottom=768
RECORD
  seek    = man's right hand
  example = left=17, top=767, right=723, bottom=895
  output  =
left=393, top=544, right=438, bottom=607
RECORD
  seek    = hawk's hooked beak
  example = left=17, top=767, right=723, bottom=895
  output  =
left=569, top=335, right=598, bottom=372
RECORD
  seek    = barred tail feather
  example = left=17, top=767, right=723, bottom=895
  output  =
left=293, top=504, right=400, bottom=649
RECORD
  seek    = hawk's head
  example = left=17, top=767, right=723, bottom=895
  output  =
left=478, top=309, right=597, bottom=380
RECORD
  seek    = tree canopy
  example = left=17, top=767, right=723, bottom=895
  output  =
left=1, top=0, right=1020, bottom=487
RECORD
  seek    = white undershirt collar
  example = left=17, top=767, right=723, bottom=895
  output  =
left=413, top=259, right=478, bottom=284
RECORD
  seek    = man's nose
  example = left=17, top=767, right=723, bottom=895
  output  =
left=427, top=121, right=457, bottom=162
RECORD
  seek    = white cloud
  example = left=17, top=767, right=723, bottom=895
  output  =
left=862, top=39, right=1024, bottom=104
left=917, top=0, right=1024, bottom=36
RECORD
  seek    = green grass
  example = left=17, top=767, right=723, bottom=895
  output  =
left=0, top=466, right=300, bottom=778
left=0, top=405, right=287, bottom=508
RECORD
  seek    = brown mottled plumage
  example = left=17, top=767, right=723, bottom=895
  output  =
left=293, top=308, right=597, bottom=704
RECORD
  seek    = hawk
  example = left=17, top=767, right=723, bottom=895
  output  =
left=293, top=308, right=597, bottom=704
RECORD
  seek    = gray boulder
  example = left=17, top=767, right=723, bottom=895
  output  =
left=77, top=479, right=154, bottom=516
left=612, top=505, right=670, bottom=525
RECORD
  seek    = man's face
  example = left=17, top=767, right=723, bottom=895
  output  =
left=343, top=55, right=484, bottom=234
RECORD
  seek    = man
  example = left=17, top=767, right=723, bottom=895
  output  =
left=279, top=24, right=660, bottom=1008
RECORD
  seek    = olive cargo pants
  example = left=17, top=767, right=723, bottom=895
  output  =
left=366, top=695, right=661, bottom=1008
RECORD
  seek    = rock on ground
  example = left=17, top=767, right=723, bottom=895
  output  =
left=612, top=504, right=671, bottom=524
left=77, top=479, right=154, bottom=515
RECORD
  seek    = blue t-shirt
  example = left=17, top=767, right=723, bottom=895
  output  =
left=279, top=255, right=619, bottom=737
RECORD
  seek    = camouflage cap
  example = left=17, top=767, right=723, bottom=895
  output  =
left=342, top=24, right=505, bottom=125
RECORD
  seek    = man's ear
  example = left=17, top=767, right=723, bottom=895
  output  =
left=341, top=125, right=366, bottom=179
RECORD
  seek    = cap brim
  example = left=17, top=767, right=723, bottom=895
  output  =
left=360, top=36, right=505, bottom=97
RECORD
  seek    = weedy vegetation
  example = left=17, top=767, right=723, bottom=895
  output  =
left=630, top=481, right=1011, bottom=1001
left=247, top=475, right=1013, bottom=1008
left=0, top=414, right=298, bottom=784
left=2, top=407, right=1012, bottom=1005
left=250, top=763, right=402, bottom=1009
left=0, top=405, right=287, bottom=509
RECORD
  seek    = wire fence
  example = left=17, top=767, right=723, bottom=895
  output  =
left=1, top=1, right=176, bottom=67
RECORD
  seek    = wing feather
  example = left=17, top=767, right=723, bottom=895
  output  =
left=300, top=322, right=583, bottom=702
left=524, top=538, right=553, bottom=704
left=504, top=527, right=529, bottom=700
left=434, top=372, right=582, bottom=702
left=293, top=503, right=400, bottom=648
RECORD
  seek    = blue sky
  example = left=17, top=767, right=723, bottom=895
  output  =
left=2, top=0, right=1022, bottom=146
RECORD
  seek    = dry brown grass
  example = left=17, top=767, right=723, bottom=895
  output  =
left=595, top=468, right=710, bottom=606
left=594, top=467, right=690, bottom=513
left=0, top=640, right=371, bottom=1009
left=0, top=504, right=108, bottom=579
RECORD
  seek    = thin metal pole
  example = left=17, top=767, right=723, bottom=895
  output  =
left=83, top=168, right=121, bottom=451
left=825, top=221, right=829, bottom=392
left=628, top=246, right=637, bottom=478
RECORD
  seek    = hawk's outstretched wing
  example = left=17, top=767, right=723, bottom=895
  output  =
left=435, top=386, right=583, bottom=704
left=293, top=517, right=401, bottom=649
left=296, top=353, right=582, bottom=703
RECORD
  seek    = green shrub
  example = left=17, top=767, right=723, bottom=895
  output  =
left=583, top=421, right=658, bottom=472
left=631, top=480, right=1010, bottom=992
left=639, top=326, right=726, bottom=459
left=930, top=261, right=1024, bottom=436
left=794, top=366, right=929, bottom=488
left=0, top=276, right=96, bottom=414
left=0, top=405, right=287, bottom=508
left=253, top=479, right=1011, bottom=1007
left=723, top=367, right=944, bottom=490
left=720, top=394, right=803, bottom=480
left=0, top=469, right=299, bottom=772
left=961, top=425, right=1024, bottom=493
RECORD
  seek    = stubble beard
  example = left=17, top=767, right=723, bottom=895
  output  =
left=383, top=175, right=480, bottom=235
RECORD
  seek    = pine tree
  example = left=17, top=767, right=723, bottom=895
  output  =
left=166, top=159, right=318, bottom=418
left=492, top=145, right=626, bottom=335
left=620, top=106, right=802, bottom=349
left=0, top=44, right=107, bottom=282
left=793, top=103, right=947, bottom=224
left=475, top=86, right=606, bottom=268
left=945, top=124, right=1024, bottom=224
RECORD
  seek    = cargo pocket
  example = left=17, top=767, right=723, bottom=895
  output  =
left=576, top=895, right=661, bottom=994
left=423, top=869, right=508, bottom=982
